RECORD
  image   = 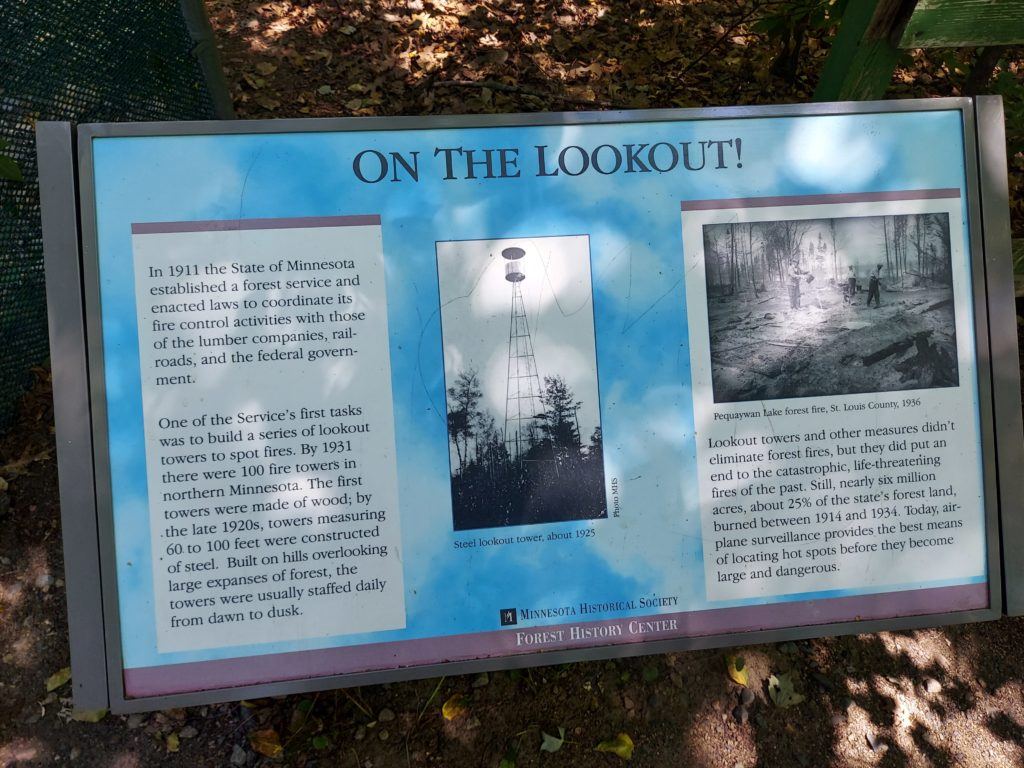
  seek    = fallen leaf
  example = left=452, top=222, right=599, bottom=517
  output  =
left=249, top=728, right=284, bottom=758
left=242, top=72, right=266, bottom=89
left=289, top=700, right=314, bottom=733
left=595, top=732, right=634, bottom=760
left=71, top=709, right=107, bottom=723
left=540, top=726, right=565, bottom=753
left=254, top=95, right=281, bottom=111
left=255, top=62, right=277, bottom=75
left=46, top=667, right=71, bottom=692
left=317, top=85, right=333, bottom=95
left=166, top=733, right=180, bottom=753
left=768, top=672, right=805, bottom=708
left=441, top=693, right=467, bottom=721
left=726, top=654, right=748, bottom=687
left=340, top=25, right=356, bottom=35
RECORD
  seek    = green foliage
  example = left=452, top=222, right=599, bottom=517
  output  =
left=751, top=0, right=846, bottom=40
left=752, top=0, right=851, bottom=82
left=0, top=139, right=23, bottom=182
left=994, top=64, right=1024, bottom=158
left=498, top=742, right=519, bottom=768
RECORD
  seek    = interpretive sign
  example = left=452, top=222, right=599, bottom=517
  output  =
left=36, top=97, right=1019, bottom=713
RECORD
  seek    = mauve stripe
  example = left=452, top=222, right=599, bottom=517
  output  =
left=123, top=583, right=987, bottom=698
left=130, top=215, right=381, bottom=235
left=680, top=188, right=961, bottom=211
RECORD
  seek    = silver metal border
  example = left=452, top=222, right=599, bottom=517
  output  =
left=77, top=97, right=974, bottom=139
left=75, top=126, right=130, bottom=714
left=68, top=98, right=1005, bottom=713
left=975, top=96, right=1024, bottom=614
left=35, top=122, right=109, bottom=709
left=960, top=100, right=1005, bottom=622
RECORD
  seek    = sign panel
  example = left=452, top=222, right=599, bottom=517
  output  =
left=680, top=191, right=985, bottom=601
left=130, top=217, right=405, bottom=652
left=43, top=98, right=1013, bottom=712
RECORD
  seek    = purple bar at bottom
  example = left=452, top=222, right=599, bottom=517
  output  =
left=124, top=583, right=987, bottom=698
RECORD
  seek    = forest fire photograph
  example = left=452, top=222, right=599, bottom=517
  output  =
left=701, top=211, right=959, bottom=403
left=436, top=235, right=606, bottom=531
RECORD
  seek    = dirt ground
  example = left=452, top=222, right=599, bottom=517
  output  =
left=3, top=2, right=1024, bottom=766
left=708, top=285, right=958, bottom=403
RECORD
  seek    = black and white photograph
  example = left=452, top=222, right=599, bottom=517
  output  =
left=702, top=212, right=959, bottom=403
left=436, top=235, right=606, bottom=531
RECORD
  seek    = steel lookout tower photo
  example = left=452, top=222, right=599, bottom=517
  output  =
left=502, top=246, right=542, bottom=461
left=436, top=235, right=607, bottom=531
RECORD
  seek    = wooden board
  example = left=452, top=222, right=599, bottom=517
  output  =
left=901, top=0, right=1024, bottom=48
left=814, top=0, right=909, bottom=101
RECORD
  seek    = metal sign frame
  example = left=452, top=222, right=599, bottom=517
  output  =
left=36, top=96, right=1019, bottom=713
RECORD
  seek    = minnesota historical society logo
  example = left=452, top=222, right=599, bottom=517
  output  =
left=500, top=608, right=518, bottom=626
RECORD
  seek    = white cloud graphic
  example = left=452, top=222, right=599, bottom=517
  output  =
left=785, top=117, right=886, bottom=190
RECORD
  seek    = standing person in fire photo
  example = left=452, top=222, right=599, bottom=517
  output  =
left=787, top=258, right=803, bottom=310
left=867, top=263, right=883, bottom=308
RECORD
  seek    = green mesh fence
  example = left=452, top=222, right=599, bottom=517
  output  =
left=0, top=0, right=229, bottom=431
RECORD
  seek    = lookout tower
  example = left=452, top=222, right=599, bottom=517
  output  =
left=502, top=246, right=544, bottom=460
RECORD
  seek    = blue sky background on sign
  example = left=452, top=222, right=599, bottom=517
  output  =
left=90, top=109, right=985, bottom=670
